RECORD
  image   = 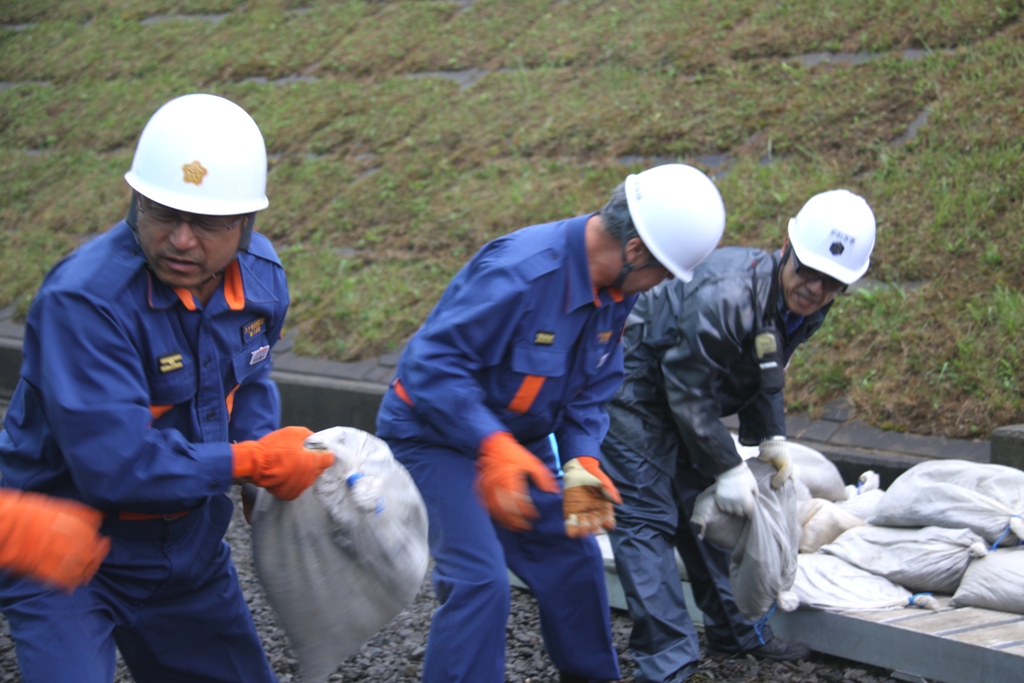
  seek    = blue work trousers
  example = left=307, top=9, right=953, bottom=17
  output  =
left=603, top=435, right=770, bottom=683
left=0, top=494, right=277, bottom=683
left=387, top=437, right=620, bottom=683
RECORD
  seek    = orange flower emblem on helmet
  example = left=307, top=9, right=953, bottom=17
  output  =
left=182, top=160, right=208, bottom=186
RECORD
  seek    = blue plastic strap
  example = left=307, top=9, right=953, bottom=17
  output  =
left=909, top=592, right=933, bottom=607
left=346, top=472, right=364, bottom=488
left=753, top=602, right=777, bottom=645
left=990, top=515, right=1022, bottom=551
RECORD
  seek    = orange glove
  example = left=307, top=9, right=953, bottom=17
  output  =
left=562, top=456, right=623, bottom=538
left=232, top=426, right=335, bottom=501
left=0, top=490, right=110, bottom=592
left=475, top=431, right=559, bottom=532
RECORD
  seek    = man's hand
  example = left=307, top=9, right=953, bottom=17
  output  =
left=562, top=456, right=622, bottom=538
left=714, top=463, right=758, bottom=517
left=757, top=437, right=792, bottom=489
left=232, top=426, right=335, bottom=501
left=0, top=490, right=111, bottom=592
left=475, top=432, right=559, bottom=532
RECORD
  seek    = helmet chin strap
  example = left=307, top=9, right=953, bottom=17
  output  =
left=611, top=239, right=661, bottom=290
left=611, top=240, right=634, bottom=290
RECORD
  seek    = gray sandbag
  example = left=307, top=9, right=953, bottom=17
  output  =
left=691, top=458, right=801, bottom=619
left=789, top=443, right=848, bottom=502
left=869, top=459, right=1024, bottom=546
left=951, top=546, right=1024, bottom=614
left=791, top=553, right=937, bottom=612
left=821, top=525, right=988, bottom=594
left=251, top=427, right=430, bottom=683
left=836, top=487, right=884, bottom=522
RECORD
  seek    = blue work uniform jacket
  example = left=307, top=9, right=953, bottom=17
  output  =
left=0, top=221, right=289, bottom=515
left=607, top=246, right=830, bottom=479
left=376, top=214, right=636, bottom=460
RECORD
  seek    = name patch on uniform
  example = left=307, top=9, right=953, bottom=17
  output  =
left=597, top=330, right=613, bottom=344
left=534, top=331, right=555, bottom=346
left=242, top=316, right=266, bottom=343
left=159, top=353, right=184, bottom=373
left=249, top=345, right=270, bottom=365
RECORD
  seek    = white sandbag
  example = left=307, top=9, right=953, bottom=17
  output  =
left=789, top=444, right=848, bottom=502
left=843, top=470, right=880, bottom=500
left=822, top=525, right=988, bottom=594
left=251, top=427, right=430, bottom=683
left=728, top=434, right=840, bottom=502
left=869, top=459, right=1024, bottom=546
left=836, top=487, right=884, bottom=522
left=951, top=546, right=1024, bottom=614
left=793, top=553, right=937, bottom=612
left=798, top=498, right=866, bottom=554
left=691, top=458, right=801, bottom=620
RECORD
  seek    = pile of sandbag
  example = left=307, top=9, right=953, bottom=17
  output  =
left=250, top=427, right=430, bottom=683
left=789, top=453, right=1024, bottom=616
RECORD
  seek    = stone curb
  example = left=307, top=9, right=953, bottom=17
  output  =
left=0, top=306, right=1010, bottom=485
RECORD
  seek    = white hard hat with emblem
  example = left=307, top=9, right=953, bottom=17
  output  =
left=788, top=189, right=876, bottom=284
left=625, top=164, right=726, bottom=282
left=124, top=93, right=269, bottom=216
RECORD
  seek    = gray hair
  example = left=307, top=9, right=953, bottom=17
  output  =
left=599, top=182, right=639, bottom=244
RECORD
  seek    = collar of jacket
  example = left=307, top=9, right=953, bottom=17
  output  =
left=564, top=213, right=601, bottom=313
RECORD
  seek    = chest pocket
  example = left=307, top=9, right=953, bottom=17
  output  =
left=149, top=359, right=198, bottom=407
left=507, top=344, right=567, bottom=414
left=231, top=339, right=272, bottom=386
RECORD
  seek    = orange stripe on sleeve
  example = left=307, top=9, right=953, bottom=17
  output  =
left=393, top=378, right=414, bottom=407
left=507, top=375, right=546, bottom=414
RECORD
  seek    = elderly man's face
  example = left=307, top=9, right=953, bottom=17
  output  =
left=779, top=239, right=847, bottom=316
left=135, top=195, right=245, bottom=303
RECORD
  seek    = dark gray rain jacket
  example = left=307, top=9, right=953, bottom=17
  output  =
left=605, top=246, right=831, bottom=480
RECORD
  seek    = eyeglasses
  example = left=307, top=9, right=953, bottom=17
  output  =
left=791, top=252, right=848, bottom=293
left=137, top=197, right=244, bottom=238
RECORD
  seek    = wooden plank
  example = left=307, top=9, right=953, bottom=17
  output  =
left=886, top=607, right=1022, bottom=635
left=944, top=620, right=1024, bottom=647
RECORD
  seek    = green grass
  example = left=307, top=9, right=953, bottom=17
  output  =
left=2, top=0, right=1024, bottom=439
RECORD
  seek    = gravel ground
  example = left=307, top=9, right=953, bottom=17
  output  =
left=0, top=491, right=902, bottom=683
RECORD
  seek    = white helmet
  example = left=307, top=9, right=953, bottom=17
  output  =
left=124, top=93, right=268, bottom=216
left=788, top=189, right=875, bottom=284
left=625, top=164, right=726, bottom=282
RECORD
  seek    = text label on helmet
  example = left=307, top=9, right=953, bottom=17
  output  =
left=182, top=160, right=208, bottom=186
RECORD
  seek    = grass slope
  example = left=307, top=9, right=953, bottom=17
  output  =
left=1, top=0, right=1022, bottom=438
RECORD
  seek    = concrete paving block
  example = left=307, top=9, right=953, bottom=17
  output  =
left=830, top=421, right=989, bottom=462
left=990, top=424, right=1024, bottom=471
left=793, top=418, right=841, bottom=444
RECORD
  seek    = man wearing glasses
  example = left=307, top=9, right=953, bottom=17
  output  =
left=0, top=93, right=333, bottom=682
left=599, top=189, right=876, bottom=683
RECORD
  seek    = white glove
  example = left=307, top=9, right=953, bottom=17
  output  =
left=714, top=463, right=758, bottom=517
left=757, top=437, right=792, bottom=489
